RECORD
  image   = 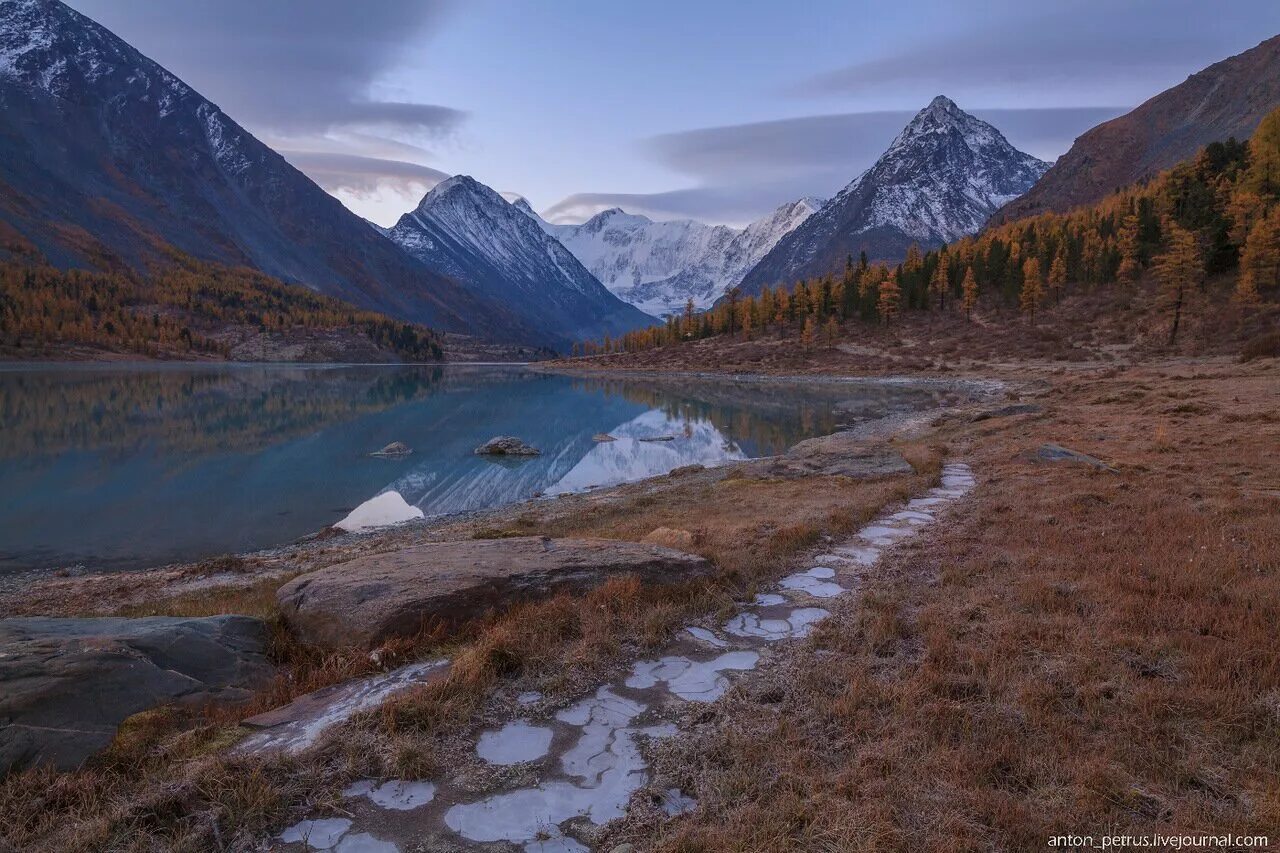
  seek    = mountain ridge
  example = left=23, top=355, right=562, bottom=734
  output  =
left=388, top=175, right=655, bottom=347
left=736, top=96, right=1048, bottom=296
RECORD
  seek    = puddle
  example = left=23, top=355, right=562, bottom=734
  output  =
left=723, top=606, right=830, bottom=641
left=685, top=626, right=729, bottom=647
left=626, top=651, right=760, bottom=701
left=280, top=818, right=351, bottom=849
left=477, top=721, right=554, bottom=765
left=778, top=566, right=845, bottom=598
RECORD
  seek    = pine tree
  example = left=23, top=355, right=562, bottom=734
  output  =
left=877, top=269, right=901, bottom=324
left=961, top=266, right=978, bottom=320
left=1153, top=219, right=1203, bottom=344
left=682, top=298, right=696, bottom=337
left=1020, top=257, right=1045, bottom=325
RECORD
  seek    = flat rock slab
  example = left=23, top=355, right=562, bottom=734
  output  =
left=1035, top=442, right=1118, bottom=472
left=971, top=403, right=1043, bottom=421
left=771, top=433, right=913, bottom=479
left=277, top=537, right=715, bottom=649
left=0, top=615, right=273, bottom=773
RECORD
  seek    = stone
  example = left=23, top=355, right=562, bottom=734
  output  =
left=1035, top=443, right=1118, bottom=472
left=774, top=433, right=913, bottom=478
left=277, top=537, right=715, bottom=649
left=0, top=615, right=273, bottom=773
left=474, top=436, right=541, bottom=456
left=638, top=435, right=676, bottom=442
left=642, top=527, right=695, bottom=550
left=370, top=441, right=412, bottom=457
left=592, top=433, right=617, bottom=442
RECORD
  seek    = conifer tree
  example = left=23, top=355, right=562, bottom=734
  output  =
left=961, top=266, right=979, bottom=320
left=1238, top=209, right=1280, bottom=303
left=1020, top=257, right=1045, bottom=325
left=823, top=315, right=840, bottom=345
left=877, top=269, right=901, bottom=324
left=1048, top=251, right=1068, bottom=304
left=929, top=256, right=949, bottom=311
left=1153, top=219, right=1203, bottom=344
left=1117, top=213, right=1142, bottom=284
left=801, top=314, right=817, bottom=347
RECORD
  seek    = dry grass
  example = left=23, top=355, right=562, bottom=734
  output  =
left=617, top=359, right=1280, bottom=851
left=0, top=442, right=934, bottom=851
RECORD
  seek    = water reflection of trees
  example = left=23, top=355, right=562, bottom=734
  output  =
left=0, top=366, right=446, bottom=459
left=572, top=376, right=967, bottom=456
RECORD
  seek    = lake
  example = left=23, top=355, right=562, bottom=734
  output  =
left=0, top=364, right=978, bottom=578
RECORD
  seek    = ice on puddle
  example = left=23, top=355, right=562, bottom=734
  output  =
left=723, top=607, right=829, bottom=641
left=517, top=691, right=544, bottom=706
left=752, top=592, right=787, bottom=606
left=279, top=817, right=352, bottom=849
left=334, top=833, right=398, bottom=853
left=477, top=721, right=554, bottom=765
left=367, top=780, right=436, bottom=811
left=685, top=626, right=729, bottom=647
left=661, top=787, right=698, bottom=816
left=778, top=567, right=845, bottom=598
left=626, top=651, right=760, bottom=702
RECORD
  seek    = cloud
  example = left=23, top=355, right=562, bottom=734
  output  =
left=278, top=152, right=450, bottom=197
left=788, top=2, right=1277, bottom=105
left=547, top=105, right=1124, bottom=226
left=66, top=0, right=463, bottom=206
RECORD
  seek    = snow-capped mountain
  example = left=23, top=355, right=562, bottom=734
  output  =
left=388, top=176, right=655, bottom=346
left=0, top=0, right=540, bottom=342
left=738, top=96, right=1050, bottom=295
left=523, top=198, right=823, bottom=317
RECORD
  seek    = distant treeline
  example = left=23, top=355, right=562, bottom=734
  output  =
left=578, top=107, right=1280, bottom=356
left=0, top=253, right=444, bottom=361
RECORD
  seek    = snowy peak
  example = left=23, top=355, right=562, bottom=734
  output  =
left=511, top=197, right=540, bottom=221
left=387, top=174, right=654, bottom=346
left=546, top=197, right=823, bottom=317
left=738, top=97, right=1049, bottom=294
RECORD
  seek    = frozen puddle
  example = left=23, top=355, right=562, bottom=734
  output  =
left=276, top=464, right=975, bottom=851
left=626, top=651, right=760, bottom=701
left=477, top=721, right=554, bottom=765
left=778, top=566, right=845, bottom=598
left=724, top=607, right=830, bottom=640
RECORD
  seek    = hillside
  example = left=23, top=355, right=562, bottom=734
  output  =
left=993, top=34, right=1280, bottom=223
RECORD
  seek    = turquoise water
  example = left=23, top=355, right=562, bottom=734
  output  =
left=0, top=364, right=968, bottom=576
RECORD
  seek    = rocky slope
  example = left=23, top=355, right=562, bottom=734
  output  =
left=0, top=0, right=537, bottom=343
left=388, top=176, right=655, bottom=347
left=992, top=34, right=1280, bottom=223
left=529, top=198, right=823, bottom=317
left=737, top=96, right=1048, bottom=295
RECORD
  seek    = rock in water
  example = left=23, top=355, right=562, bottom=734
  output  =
left=276, top=537, right=714, bottom=649
left=475, top=436, right=541, bottom=456
left=370, top=441, right=412, bottom=457
left=0, top=615, right=273, bottom=773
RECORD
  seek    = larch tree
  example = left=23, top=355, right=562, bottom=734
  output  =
left=877, top=269, right=901, bottom=323
left=961, top=266, right=979, bottom=320
left=1153, top=219, right=1203, bottom=344
left=1117, top=213, right=1142, bottom=285
left=1048, top=251, right=1068, bottom=304
left=1020, top=257, right=1045, bottom=325
left=801, top=314, right=818, bottom=347
left=1238, top=208, right=1280, bottom=304
left=929, top=256, right=949, bottom=311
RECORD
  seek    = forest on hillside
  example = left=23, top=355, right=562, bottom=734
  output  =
left=585, top=108, right=1280, bottom=357
left=0, top=254, right=444, bottom=362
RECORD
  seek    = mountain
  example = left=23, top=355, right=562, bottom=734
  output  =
left=992, top=35, right=1280, bottom=223
left=387, top=176, right=655, bottom=346
left=527, top=198, right=822, bottom=317
left=0, top=0, right=535, bottom=343
left=737, top=96, right=1049, bottom=296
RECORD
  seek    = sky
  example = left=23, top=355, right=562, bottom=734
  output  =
left=67, top=0, right=1280, bottom=227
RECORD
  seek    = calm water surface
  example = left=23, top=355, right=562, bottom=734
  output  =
left=0, top=364, right=976, bottom=576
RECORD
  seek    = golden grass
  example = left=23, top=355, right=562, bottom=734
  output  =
left=617, top=360, right=1280, bottom=851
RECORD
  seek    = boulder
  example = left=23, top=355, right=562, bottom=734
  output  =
left=474, top=436, right=541, bottom=456
left=277, top=537, right=715, bottom=649
left=774, top=433, right=914, bottom=478
left=971, top=403, right=1043, bottom=421
left=592, top=433, right=617, bottom=442
left=642, top=527, right=696, bottom=550
left=1035, top=443, right=1118, bottom=472
left=0, top=615, right=273, bottom=773
left=370, top=441, right=412, bottom=457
